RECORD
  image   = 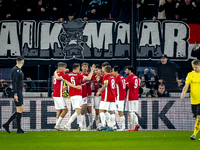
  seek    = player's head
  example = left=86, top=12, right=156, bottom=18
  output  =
left=16, top=56, right=25, bottom=66
left=191, top=59, right=200, bottom=73
left=112, top=66, right=120, bottom=76
left=125, top=65, right=134, bottom=75
left=104, top=65, right=112, bottom=74
left=101, top=62, right=110, bottom=73
left=158, top=84, right=165, bottom=95
left=57, top=62, right=67, bottom=72
left=72, top=63, right=80, bottom=72
left=81, top=62, right=89, bottom=72
left=95, top=64, right=101, bottom=75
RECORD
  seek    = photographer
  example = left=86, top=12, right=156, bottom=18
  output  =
left=2, top=84, right=12, bottom=98
left=191, top=41, right=200, bottom=60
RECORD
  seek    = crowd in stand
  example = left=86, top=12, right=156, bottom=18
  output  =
left=0, top=0, right=130, bottom=22
left=0, top=0, right=200, bottom=22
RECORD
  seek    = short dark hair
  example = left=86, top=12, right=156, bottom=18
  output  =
left=72, top=63, right=80, bottom=70
left=158, top=84, right=165, bottom=88
left=192, top=59, right=200, bottom=66
left=95, top=64, right=101, bottom=69
left=125, top=65, right=134, bottom=73
left=16, top=56, right=24, bottom=61
left=81, top=62, right=89, bottom=67
left=113, top=66, right=120, bottom=73
left=101, top=62, right=110, bottom=67
left=104, top=65, right=112, bottom=73
left=58, top=62, right=67, bottom=68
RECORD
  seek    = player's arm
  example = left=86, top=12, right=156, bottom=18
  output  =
left=12, top=70, right=19, bottom=101
left=54, top=70, right=62, bottom=80
left=64, top=80, right=81, bottom=89
left=96, top=80, right=108, bottom=96
left=84, top=64, right=96, bottom=80
left=180, top=83, right=189, bottom=100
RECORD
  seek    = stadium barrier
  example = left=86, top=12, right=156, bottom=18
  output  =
left=0, top=98, right=195, bottom=131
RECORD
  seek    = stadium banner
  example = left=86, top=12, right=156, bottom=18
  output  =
left=0, top=20, right=198, bottom=62
left=0, top=98, right=195, bottom=131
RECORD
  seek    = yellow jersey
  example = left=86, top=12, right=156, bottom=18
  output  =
left=185, top=71, right=200, bottom=105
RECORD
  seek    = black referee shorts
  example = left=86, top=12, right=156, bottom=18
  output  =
left=191, top=104, right=200, bottom=118
left=14, top=90, right=23, bottom=107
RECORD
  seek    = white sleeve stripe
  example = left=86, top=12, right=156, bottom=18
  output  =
left=60, top=76, right=64, bottom=81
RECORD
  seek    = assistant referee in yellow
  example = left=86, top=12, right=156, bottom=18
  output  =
left=181, top=59, right=200, bottom=140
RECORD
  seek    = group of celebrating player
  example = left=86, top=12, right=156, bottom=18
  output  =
left=53, top=61, right=140, bottom=131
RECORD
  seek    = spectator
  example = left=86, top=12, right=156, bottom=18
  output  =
left=24, top=0, right=47, bottom=20
left=58, top=0, right=81, bottom=22
left=7, top=0, right=23, bottom=20
left=26, top=77, right=36, bottom=92
left=191, top=41, right=200, bottom=60
left=48, top=0, right=59, bottom=20
left=137, top=0, right=159, bottom=21
left=110, top=0, right=122, bottom=20
left=144, top=68, right=159, bottom=90
left=0, top=79, right=8, bottom=92
left=23, top=83, right=28, bottom=92
left=2, top=84, right=12, bottom=98
left=157, top=54, right=182, bottom=90
left=118, top=0, right=130, bottom=23
left=177, top=0, right=200, bottom=22
left=0, top=0, right=9, bottom=20
left=80, top=0, right=91, bottom=21
left=158, top=0, right=177, bottom=19
left=154, top=84, right=170, bottom=97
left=86, top=0, right=111, bottom=20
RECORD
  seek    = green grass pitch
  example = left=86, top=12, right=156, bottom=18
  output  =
left=0, top=131, right=199, bottom=150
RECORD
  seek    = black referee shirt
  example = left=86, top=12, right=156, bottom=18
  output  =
left=11, top=66, right=24, bottom=93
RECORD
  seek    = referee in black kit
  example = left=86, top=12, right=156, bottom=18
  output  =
left=3, top=56, right=26, bottom=133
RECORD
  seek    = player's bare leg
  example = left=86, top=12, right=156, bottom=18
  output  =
left=87, top=106, right=93, bottom=130
left=191, top=115, right=200, bottom=140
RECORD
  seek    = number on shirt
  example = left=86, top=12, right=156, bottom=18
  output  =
left=71, top=77, right=75, bottom=85
left=53, top=77, right=56, bottom=84
left=111, top=79, right=115, bottom=89
left=134, top=79, right=138, bottom=89
left=122, top=79, right=126, bottom=89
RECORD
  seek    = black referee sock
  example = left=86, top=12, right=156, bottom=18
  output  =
left=5, top=112, right=17, bottom=125
left=16, top=113, right=22, bottom=130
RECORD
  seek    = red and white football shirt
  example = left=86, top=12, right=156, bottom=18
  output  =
left=53, top=71, right=64, bottom=97
left=126, top=74, right=139, bottom=101
left=115, top=74, right=126, bottom=101
left=101, top=74, right=116, bottom=102
left=92, top=74, right=103, bottom=96
left=82, top=72, right=92, bottom=96
left=61, top=72, right=84, bottom=97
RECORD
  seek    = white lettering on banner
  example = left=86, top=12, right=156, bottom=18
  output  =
left=0, top=98, right=195, bottom=131
left=83, top=22, right=113, bottom=51
left=116, top=23, right=130, bottom=44
left=0, top=21, right=20, bottom=56
left=139, top=21, right=161, bottom=47
left=21, top=21, right=36, bottom=49
left=164, top=22, right=189, bottom=58
left=40, top=21, right=62, bottom=49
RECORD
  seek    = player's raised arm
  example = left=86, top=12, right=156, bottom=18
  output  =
left=84, top=64, right=96, bottom=80
left=181, top=83, right=189, bottom=100
left=64, top=80, right=81, bottom=89
left=96, top=80, right=108, bottom=96
left=54, top=70, right=62, bottom=80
